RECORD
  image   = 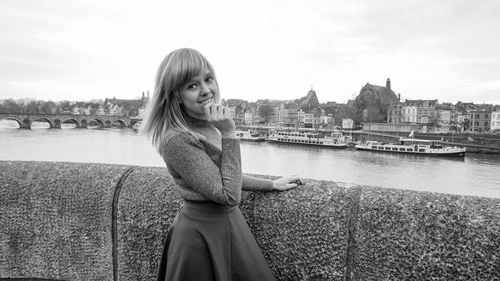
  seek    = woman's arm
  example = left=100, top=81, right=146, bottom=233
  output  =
left=164, top=133, right=242, bottom=206
left=242, top=174, right=274, bottom=191
left=242, top=174, right=303, bottom=192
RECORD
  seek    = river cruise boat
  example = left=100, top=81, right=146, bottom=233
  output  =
left=355, top=138, right=466, bottom=157
left=235, top=130, right=266, bottom=142
left=267, top=129, right=349, bottom=148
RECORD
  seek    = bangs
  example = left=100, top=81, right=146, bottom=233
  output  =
left=171, top=49, right=214, bottom=90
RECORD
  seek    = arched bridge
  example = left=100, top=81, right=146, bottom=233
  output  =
left=0, top=113, right=132, bottom=129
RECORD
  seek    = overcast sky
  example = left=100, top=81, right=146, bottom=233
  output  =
left=1, top=0, right=500, bottom=104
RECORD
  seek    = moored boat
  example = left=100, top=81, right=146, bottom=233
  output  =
left=235, top=130, right=266, bottom=141
left=267, top=129, right=349, bottom=148
left=355, top=138, right=466, bottom=157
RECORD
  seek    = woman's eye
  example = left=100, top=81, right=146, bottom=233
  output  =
left=187, top=84, right=197, bottom=90
left=205, top=76, right=214, bottom=83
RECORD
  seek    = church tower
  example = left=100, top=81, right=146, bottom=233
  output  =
left=386, top=78, right=391, bottom=90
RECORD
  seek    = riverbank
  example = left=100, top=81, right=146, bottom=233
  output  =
left=236, top=126, right=500, bottom=153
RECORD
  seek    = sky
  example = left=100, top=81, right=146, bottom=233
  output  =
left=1, top=0, right=500, bottom=104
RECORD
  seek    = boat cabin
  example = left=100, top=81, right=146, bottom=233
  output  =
left=399, top=138, right=443, bottom=149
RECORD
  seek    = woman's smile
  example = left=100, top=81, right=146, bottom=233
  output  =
left=199, top=96, right=214, bottom=106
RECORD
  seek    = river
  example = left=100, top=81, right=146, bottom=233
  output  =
left=1, top=120, right=499, bottom=198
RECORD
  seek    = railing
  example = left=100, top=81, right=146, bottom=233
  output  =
left=1, top=161, right=499, bottom=280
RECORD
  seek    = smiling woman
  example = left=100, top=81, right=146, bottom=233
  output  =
left=140, top=48, right=302, bottom=281
left=178, top=68, right=218, bottom=120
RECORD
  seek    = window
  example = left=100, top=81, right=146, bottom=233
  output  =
left=419, top=149, right=425, bottom=152
left=392, top=148, right=398, bottom=151
left=399, top=148, right=405, bottom=151
left=407, top=148, right=413, bottom=152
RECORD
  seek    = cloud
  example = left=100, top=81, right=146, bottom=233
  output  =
left=0, top=0, right=499, bottom=104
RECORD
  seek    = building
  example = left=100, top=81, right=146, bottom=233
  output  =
left=355, top=78, right=400, bottom=123
left=491, top=109, right=500, bottom=131
left=318, top=115, right=334, bottom=129
left=470, top=110, right=492, bottom=132
left=402, top=100, right=418, bottom=123
left=108, top=104, right=123, bottom=116
left=244, top=112, right=254, bottom=125
left=298, top=110, right=315, bottom=128
left=342, top=118, right=354, bottom=129
left=436, top=103, right=452, bottom=133
left=274, top=103, right=299, bottom=127
left=226, top=107, right=236, bottom=119
left=389, top=101, right=403, bottom=124
left=416, top=100, right=438, bottom=124
left=104, top=91, right=149, bottom=117
left=298, top=87, right=320, bottom=111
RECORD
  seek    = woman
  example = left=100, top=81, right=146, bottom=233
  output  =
left=142, top=48, right=302, bottom=281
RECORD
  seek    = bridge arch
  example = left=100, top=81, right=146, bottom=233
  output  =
left=61, top=118, right=81, bottom=128
left=0, top=116, right=23, bottom=128
left=86, top=118, right=105, bottom=128
left=111, top=119, right=128, bottom=127
left=32, top=117, right=55, bottom=128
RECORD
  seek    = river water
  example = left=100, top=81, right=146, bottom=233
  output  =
left=1, top=120, right=499, bottom=198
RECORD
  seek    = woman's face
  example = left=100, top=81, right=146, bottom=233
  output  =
left=179, top=68, right=218, bottom=120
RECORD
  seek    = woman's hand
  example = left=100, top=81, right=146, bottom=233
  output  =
left=272, top=175, right=304, bottom=191
left=203, top=103, right=236, bottom=138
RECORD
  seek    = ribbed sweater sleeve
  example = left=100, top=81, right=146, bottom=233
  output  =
left=164, top=133, right=242, bottom=206
left=242, top=175, right=274, bottom=191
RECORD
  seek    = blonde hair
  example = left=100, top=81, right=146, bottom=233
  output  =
left=141, top=48, right=219, bottom=153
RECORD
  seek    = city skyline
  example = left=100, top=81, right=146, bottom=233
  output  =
left=1, top=0, right=500, bottom=104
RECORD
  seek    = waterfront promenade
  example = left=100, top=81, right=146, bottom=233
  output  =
left=1, top=161, right=499, bottom=280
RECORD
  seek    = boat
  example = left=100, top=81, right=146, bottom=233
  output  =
left=267, top=129, right=349, bottom=148
left=354, top=138, right=466, bottom=157
left=235, top=130, right=266, bottom=141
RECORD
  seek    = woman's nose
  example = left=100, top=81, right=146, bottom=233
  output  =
left=200, top=83, right=212, bottom=95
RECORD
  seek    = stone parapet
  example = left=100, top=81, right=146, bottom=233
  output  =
left=1, top=161, right=499, bottom=281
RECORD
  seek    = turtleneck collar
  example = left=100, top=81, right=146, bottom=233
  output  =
left=183, top=112, right=210, bottom=130
left=182, top=111, right=221, bottom=148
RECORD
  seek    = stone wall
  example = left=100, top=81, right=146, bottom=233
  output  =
left=1, top=161, right=499, bottom=281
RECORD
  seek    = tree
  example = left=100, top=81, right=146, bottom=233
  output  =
left=58, top=101, right=72, bottom=113
left=258, top=104, right=274, bottom=123
left=0, top=99, right=23, bottom=113
left=26, top=101, right=40, bottom=114
left=333, top=106, right=356, bottom=126
left=40, top=101, right=57, bottom=114
left=353, top=93, right=386, bottom=124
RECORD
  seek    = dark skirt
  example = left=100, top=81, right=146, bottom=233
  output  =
left=157, top=200, right=276, bottom=281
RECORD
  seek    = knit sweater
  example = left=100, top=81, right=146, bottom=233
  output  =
left=161, top=113, right=274, bottom=206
